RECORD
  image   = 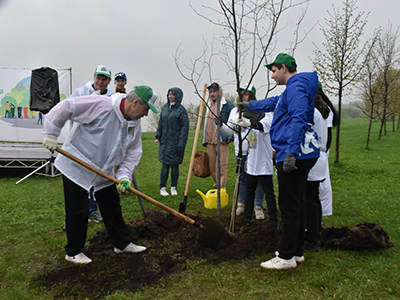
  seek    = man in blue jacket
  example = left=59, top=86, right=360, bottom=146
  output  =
left=238, top=53, right=319, bottom=270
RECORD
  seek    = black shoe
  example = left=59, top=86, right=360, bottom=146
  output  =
left=270, top=220, right=278, bottom=230
left=88, top=211, right=103, bottom=223
left=304, top=240, right=319, bottom=252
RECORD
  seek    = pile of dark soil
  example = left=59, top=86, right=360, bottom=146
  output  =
left=320, top=221, right=394, bottom=251
left=38, top=210, right=281, bottom=299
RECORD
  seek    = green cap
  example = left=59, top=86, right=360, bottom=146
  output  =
left=317, top=81, right=323, bottom=94
left=239, top=84, right=256, bottom=97
left=134, top=85, right=159, bottom=113
left=265, top=53, right=297, bottom=71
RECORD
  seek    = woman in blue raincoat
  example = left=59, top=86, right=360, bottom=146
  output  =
left=155, top=87, right=189, bottom=196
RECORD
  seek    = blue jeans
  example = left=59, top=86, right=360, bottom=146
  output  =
left=244, top=174, right=277, bottom=227
left=237, top=156, right=264, bottom=206
left=89, top=188, right=97, bottom=213
left=160, top=164, right=179, bottom=188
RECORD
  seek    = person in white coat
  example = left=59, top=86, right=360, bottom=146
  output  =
left=304, top=93, right=330, bottom=251
left=71, top=65, right=114, bottom=97
left=220, top=85, right=265, bottom=218
left=317, top=83, right=339, bottom=217
left=70, top=65, right=114, bottom=223
left=238, top=112, right=278, bottom=228
left=43, top=85, right=158, bottom=264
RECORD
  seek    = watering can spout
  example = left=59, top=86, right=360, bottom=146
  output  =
left=196, top=189, right=207, bottom=202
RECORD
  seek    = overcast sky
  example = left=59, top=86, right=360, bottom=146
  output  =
left=0, top=0, right=399, bottom=127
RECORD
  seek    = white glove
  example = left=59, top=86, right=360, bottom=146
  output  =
left=91, top=90, right=101, bottom=95
left=43, top=136, right=57, bottom=152
left=238, top=119, right=251, bottom=128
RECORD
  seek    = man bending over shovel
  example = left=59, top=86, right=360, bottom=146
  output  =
left=43, top=85, right=159, bottom=264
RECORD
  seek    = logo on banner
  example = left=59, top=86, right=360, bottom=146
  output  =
left=0, top=68, right=71, bottom=142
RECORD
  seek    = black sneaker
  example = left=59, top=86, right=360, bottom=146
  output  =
left=304, top=240, right=320, bottom=252
left=88, top=211, right=103, bottom=223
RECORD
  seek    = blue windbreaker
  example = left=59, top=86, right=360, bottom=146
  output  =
left=249, top=71, right=320, bottom=162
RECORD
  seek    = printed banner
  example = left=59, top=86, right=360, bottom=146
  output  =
left=0, top=67, right=71, bottom=142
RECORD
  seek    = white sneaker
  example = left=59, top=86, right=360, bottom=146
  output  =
left=160, top=187, right=169, bottom=196
left=65, top=253, right=92, bottom=264
left=236, top=203, right=245, bottom=216
left=275, top=251, right=305, bottom=263
left=171, top=187, right=177, bottom=196
left=114, top=242, right=147, bottom=254
left=260, top=256, right=297, bottom=270
left=255, top=206, right=265, bottom=220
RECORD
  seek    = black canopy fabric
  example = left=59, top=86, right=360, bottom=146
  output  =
left=29, top=67, right=60, bottom=114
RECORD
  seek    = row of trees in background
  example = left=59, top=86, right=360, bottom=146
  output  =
left=312, top=0, right=370, bottom=164
left=312, top=0, right=400, bottom=153
left=355, top=24, right=400, bottom=148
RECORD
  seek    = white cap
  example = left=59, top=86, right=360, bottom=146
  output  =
left=94, top=65, right=111, bottom=78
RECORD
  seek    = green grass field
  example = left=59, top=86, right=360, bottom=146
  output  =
left=0, top=118, right=399, bottom=300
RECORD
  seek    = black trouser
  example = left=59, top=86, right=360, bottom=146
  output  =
left=243, top=174, right=277, bottom=227
left=305, top=180, right=322, bottom=244
left=63, top=175, right=131, bottom=256
left=276, top=158, right=317, bottom=259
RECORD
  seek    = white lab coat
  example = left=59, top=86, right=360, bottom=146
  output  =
left=320, top=109, right=334, bottom=216
left=43, top=93, right=142, bottom=192
left=71, top=81, right=114, bottom=97
left=307, top=109, right=328, bottom=181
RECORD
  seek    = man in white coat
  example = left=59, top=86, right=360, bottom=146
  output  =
left=71, top=65, right=114, bottom=97
left=70, top=65, right=114, bottom=223
left=43, top=85, right=158, bottom=264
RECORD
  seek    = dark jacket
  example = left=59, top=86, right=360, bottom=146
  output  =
left=155, top=87, right=189, bottom=165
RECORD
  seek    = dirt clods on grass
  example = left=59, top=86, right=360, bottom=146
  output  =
left=38, top=210, right=281, bottom=299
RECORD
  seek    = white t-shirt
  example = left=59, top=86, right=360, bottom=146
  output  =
left=245, top=112, right=274, bottom=176
left=221, top=107, right=250, bottom=156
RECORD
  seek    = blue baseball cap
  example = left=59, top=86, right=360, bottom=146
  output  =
left=207, top=82, right=220, bottom=90
left=114, top=72, right=127, bottom=80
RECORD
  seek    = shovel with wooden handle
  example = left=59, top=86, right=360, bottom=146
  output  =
left=55, top=147, right=205, bottom=230
left=179, top=83, right=207, bottom=213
